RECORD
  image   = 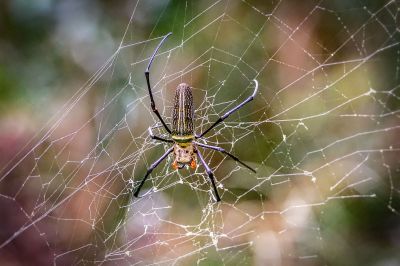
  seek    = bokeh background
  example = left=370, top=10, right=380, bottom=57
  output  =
left=0, top=0, right=399, bottom=265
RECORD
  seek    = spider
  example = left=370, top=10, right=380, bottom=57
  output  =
left=133, top=32, right=258, bottom=202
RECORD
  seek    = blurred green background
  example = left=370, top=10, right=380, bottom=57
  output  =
left=0, top=0, right=399, bottom=265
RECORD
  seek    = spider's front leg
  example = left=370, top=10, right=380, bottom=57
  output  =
left=194, top=141, right=256, bottom=173
left=134, top=147, right=174, bottom=198
left=195, top=147, right=221, bottom=202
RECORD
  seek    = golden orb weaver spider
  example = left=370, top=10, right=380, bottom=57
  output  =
left=133, top=32, right=258, bottom=202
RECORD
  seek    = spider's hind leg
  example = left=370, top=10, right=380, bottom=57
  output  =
left=197, top=79, right=259, bottom=138
left=148, top=127, right=173, bottom=143
left=144, top=32, right=173, bottom=134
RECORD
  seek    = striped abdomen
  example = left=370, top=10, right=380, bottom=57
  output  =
left=171, top=83, right=194, bottom=142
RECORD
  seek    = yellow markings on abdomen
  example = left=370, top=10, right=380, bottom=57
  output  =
left=172, top=83, right=194, bottom=137
left=172, top=134, right=194, bottom=145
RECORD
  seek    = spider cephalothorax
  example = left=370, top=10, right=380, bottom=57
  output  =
left=172, top=143, right=197, bottom=169
left=133, top=32, right=258, bottom=202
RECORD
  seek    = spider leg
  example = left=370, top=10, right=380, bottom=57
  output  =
left=145, top=32, right=173, bottom=134
left=148, top=127, right=173, bottom=143
left=134, top=147, right=174, bottom=198
left=197, top=79, right=258, bottom=138
left=196, top=147, right=221, bottom=202
left=194, top=142, right=256, bottom=173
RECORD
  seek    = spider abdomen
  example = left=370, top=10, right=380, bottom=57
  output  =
left=171, top=83, right=194, bottom=142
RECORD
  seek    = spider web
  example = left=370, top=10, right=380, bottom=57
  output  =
left=1, top=0, right=399, bottom=265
